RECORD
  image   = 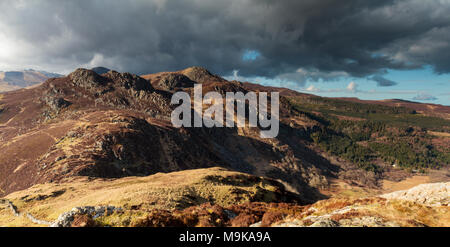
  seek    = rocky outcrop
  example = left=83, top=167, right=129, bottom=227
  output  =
left=45, top=97, right=71, bottom=111
left=156, top=73, right=194, bottom=90
left=69, top=68, right=153, bottom=92
left=69, top=68, right=110, bottom=89
left=0, top=199, right=121, bottom=227
left=103, top=70, right=153, bottom=92
left=381, top=182, right=449, bottom=206
left=262, top=182, right=450, bottom=227
left=50, top=68, right=171, bottom=116
left=51, top=206, right=123, bottom=227
left=270, top=216, right=400, bottom=227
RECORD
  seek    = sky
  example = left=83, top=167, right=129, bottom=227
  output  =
left=0, top=0, right=449, bottom=105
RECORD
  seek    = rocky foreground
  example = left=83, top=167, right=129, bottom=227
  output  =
left=380, top=182, right=449, bottom=207
left=0, top=168, right=448, bottom=227
left=271, top=182, right=449, bottom=227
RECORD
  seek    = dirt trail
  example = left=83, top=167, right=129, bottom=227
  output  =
left=0, top=106, right=26, bottom=127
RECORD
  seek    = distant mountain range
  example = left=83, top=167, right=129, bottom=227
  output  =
left=0, top=69, right=62, bottom=92
left=0, top=68, right=114, bottom=93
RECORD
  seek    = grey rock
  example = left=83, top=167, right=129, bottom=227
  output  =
left=381, top=182, right=450, bottom=206
left=156, top=73, right=194, bottom=90
left=310, top=219, right=339, bottom=227
left=50, top=205, right=123, bottom=227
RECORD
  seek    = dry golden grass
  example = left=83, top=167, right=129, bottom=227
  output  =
left=294, top=196, right=449, bottom=227
left=428, top=131, right=450, bottom=137
left=382, top=176, right=430, bottom=193
left=1, top=167, right=285, bottom=226
left=0, top=204, right=47, bottom=227
left=2, top=166, right=448, bottom=227
left=320, top=178, right=380, bottom=199
left=368, top=200, right=450, bottom=227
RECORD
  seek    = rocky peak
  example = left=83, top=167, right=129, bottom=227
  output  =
left=156, top=73, right=195, bottom=90
left=68, top=68, right=153, bottom=92
left=180, top=66, right=225, bottom=83
left=69, top=68, right=108, bottom=89
left=103, top=70, right=153, bottom=92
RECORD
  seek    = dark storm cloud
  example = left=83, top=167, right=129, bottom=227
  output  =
left=0, top=0, right=450, bottom=84
left=371, top=75, right=398, bottom=87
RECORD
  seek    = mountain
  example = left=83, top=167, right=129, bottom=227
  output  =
left=0, top=67, right=448, bottom=227
left=141, top=66, right=225, bottom=91
left=0, top=69, right=62, bottom=92
left=0, top=67, right=332, bottom=202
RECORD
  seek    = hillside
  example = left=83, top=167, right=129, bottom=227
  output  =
left=0, top=66, right=448, bottom=227
left=0, top=167, right=302, bottom=227
left=1, top=172, right=447, bottom=227
left=0, top=67, right=337, bottom=202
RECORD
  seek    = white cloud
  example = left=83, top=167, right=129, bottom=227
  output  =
left=347, top=81, right=358, bottom=93
left=232, top=69, right=240, bottom=81
left=301, top=84, right=347, bottom=94
left=305, top=85, right=319, bottom=92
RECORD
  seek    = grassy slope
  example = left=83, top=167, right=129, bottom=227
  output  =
left=2, top=171, right=448, bottom=227
left=0, top=167, right=298, bottom=226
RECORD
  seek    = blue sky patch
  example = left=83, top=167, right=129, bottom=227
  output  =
left=242, top=50, right=261, bottom=61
